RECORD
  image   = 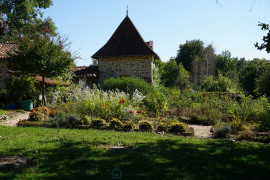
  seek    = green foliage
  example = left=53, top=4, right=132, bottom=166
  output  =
left=161, top=59, right=179, bottom=87
left=213, top=125, right=232, bottom=138
left=0, top=0, right=54, bottom=38
left=174, top=62, right=190, bottom=90
left=239, top=58, right=269, bottom=95
left=123, top=122, right=134, bottom=132
left=0, top=89, right=8, bottom=104
left=153, top=65, right=161, bottom=89
left=81, top=115, right=92, bottom=125
left=103, top=77, right=154, bottom=95
left=139, top=121, right=153, bottom=132
left=9, top=23, right=74, bottom=105
left=255, top=22, right=270, bottom=53
left=91, top=119, right=107, bottom=129
left=109, top=118, right=123, bottom=130
left=143, top=90, right=168, bottom=117
left=175, top=39, right=204, bottom=71
left=157, top=123, right=168, bottom=132
left=6, top=76, right=39, bottom=102
left=169, top=122, right=187, bottom=134
left=259, top=106, right=270, bottom=131
left=256, top=69, right=270, bottom=96
left=201, top=73, right=238, bottom=93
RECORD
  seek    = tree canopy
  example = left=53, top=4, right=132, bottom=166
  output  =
left=175, top=39, right=204, bottom=72
left=0, top=0, right=54, bottom=38
left=8, top=24, right=74, bottom=105
left=255, top=22, right=270, bottom=53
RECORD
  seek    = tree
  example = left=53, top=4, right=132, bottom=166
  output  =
left=9, top=24, right=74, bottom=105
left=175, top=39, right=204, bottom=72
left=161, top=59, right=179, bottom=87
left=256, top=68, right=270, bottom=96
left=175, top=63, right=190, bottom=90
left=201, top=72, right=238, bottom=93
left=255, top=22, right=270, bottom=53
left=239, top=58, right=269, bottom=95
left=0, top=0, right=54, bottom=38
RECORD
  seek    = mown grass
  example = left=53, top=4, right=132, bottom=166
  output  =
left=0, top=126, right=269, bottom=180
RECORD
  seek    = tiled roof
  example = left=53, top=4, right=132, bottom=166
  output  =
left=7, top=70, right=69, bottom=86
left=0, top=42, right=18, bottom=59
left=92, top=16, right=160, bottom=59
left=73, top=66, right=99, bottom=77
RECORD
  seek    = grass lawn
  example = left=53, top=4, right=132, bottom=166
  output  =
left=0, top=126, right=269, bottom=180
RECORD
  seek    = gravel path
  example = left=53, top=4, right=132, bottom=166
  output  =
left=0, top=112, right=213, bottom=139
left=188, top=124, right=213, bottom=138
left=0, top=112, right=30, bottom=127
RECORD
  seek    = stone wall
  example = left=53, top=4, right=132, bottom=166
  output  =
left=98, top=56, right=154, bottom=83
left=0, top=60, right=10, bottom=89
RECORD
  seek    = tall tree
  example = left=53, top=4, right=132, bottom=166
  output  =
left=161, top=59, right=179, bottom=87
left=8, top=23, right=74, bottom=105
left=0, top=0, right=54, bottom=38
left=255, top=22, right=270, bottom=53
left=175, top=39, right=204, bottom=72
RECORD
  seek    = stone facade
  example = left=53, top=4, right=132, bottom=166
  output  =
left=0, top=60, right=10, bottom=89
left=98, top=55, right=154, bottom=83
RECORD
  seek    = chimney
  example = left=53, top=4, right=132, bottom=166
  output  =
left=146, top=40, right=153, bottom=50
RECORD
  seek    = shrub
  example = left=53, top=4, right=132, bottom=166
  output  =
left=29, top=107, right=52, bottom=122
left=143, top=90, right=168, bottom=117
left=123, top=122, right=134, bottom=132
left=157, top=123, right=167, bottom=132
left=259, top=106, right=270, bottom=131
left=91, top=119, right=107, bottom=129
left=214, top=125, right=232, bottom=138
left=110, top=118, right=123, bottom=130
left=139, top=121, right=153, bottom=132
left=169, top=122, right=187, bottom=134
left=81, top=115, right=92, bottom=125
left=6, top=76, right=39, bottom=102
left=0, top=89, right=9, bottom=104
left=65, top=114, right=82, bottom=128
left=104, top=77, right=154, bottom=95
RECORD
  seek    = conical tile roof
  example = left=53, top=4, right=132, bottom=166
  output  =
left=92, top=16, right=159, bottom=59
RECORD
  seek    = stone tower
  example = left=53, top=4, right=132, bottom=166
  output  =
left=91, top=15, right=160, bottom=83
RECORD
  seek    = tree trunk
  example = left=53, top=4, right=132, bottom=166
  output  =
left=42, top=75, right=47, bottom=106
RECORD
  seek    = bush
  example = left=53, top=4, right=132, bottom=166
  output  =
left=157, top=123, right=167, bottom=132
left=259, top=106, right=270, bottom=131
left=91, top=119, right=107, bottom=129
left=65, top=114, right=82, bottom=128
left=109, top=118, right=123, bottom=130
left=6, top=76, right=39, bottom=102
left=143, top=90, right=168, bottom=117
left=81, top=115, right=92, bottom=125
left=169, top=122, right=187, bottom=134
left=29, top=107, right=53, bottom=122
left=0, top=89, right=9, bottom=104
left=214, top=125, right=232, bottom=138
left=104, top=77, right=154, bottom=95
left=123, top=122, right=134, bottom=132
left=139, top=121, right=153, bottom=132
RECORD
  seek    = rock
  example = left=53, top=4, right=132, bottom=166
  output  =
left=0, top=156, right=35, bottom=172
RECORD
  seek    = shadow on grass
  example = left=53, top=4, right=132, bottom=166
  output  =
left=1, top=139, right=270, bottom=180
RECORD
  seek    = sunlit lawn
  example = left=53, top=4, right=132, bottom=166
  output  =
left=0, top=125, right=269, bottom=180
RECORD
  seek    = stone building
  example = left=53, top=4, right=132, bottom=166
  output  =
left=90, top=15, right=160, bottom=84
left=0, top=42, right=17, bottom=89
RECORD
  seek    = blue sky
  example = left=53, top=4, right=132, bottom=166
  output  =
left=43, top=0, right=270, bottom=66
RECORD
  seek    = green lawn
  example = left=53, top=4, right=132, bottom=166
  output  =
left=0, top=126, right=269, bottom=180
